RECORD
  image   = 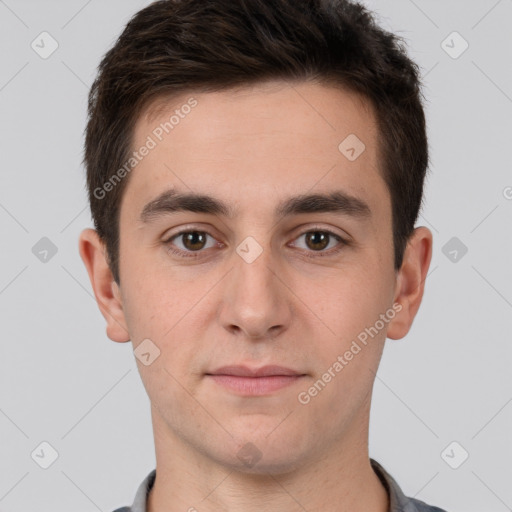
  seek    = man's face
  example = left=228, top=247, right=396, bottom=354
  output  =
left=114, top=80, right=400, bottom=471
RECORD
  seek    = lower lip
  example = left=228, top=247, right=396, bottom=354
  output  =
left=207, top=375, right=304, bottom=395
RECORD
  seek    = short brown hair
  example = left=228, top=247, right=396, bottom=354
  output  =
left=84, top=0, right=429, bottom=284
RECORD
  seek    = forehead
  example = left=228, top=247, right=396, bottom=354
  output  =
left=122, top=80, right=388, bottom=224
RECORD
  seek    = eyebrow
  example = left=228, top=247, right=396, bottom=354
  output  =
left=139, top=188, right=372, bottom=224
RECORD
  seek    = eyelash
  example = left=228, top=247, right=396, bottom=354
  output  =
left=163, top=227, right=349, bottom=260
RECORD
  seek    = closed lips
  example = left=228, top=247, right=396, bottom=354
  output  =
left=206, top=365, right=305, bottom=377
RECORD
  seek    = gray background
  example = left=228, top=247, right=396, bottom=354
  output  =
left=0, top=0, right=511, bottom=511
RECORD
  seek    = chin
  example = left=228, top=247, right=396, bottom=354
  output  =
left=223, top=450, right=308, bottom=476
left=207, top=429, right=313, bottom=476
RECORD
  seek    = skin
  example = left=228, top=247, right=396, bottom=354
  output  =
left=79, top=80, right=432, bottom=512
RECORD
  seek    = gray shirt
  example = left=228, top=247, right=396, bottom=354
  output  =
left=112, top=458, right=448, bottom=512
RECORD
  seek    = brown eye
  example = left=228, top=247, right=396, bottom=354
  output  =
left=180, top=231, right=208, bottom=251
left=304, top=231, right=330, bottom=251
left=164, top=230, right=218, bottom=258
left=291, top=229, right=347, bottom=258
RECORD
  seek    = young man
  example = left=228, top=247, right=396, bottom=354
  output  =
left=79, top=0, right=445, bottom=510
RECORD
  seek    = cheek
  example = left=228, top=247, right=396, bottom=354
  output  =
left=312, top=267, right=388, bottom=328
left=121, top=268, right=211, bottom=374
left=299, top=282, right=389, bottom=420
left=119, top=246, right=194, bottom=333
left=308, top=266, right=393, bottom=369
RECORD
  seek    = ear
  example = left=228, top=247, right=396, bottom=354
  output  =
left=78, top=228, right=130, bottom=343
left=387, top=226, right=433, bottom=340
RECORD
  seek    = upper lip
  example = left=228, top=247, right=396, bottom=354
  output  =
left=207, top=365, right=304, bottom=377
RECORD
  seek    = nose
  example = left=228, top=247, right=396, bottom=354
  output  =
left=218, top=242, right=293, bottom=341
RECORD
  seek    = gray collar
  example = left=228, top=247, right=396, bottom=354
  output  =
left=125, top=458, right=443, bottom=512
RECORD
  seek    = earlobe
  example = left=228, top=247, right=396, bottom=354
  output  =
left=78, top=228, right=131, bottom=343
left=386, top=227, right=433, bottom=340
